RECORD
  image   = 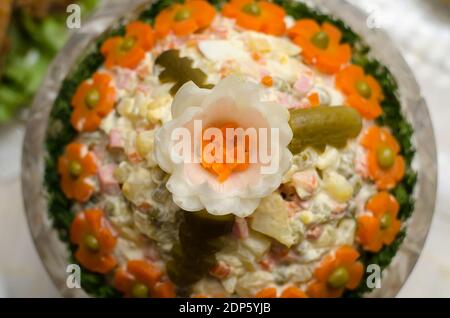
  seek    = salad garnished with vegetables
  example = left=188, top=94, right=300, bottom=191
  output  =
left=44, top=0, right=416, bottom=298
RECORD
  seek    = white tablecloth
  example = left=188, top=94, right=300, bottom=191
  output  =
left=0, top=0, right=449, bottom=297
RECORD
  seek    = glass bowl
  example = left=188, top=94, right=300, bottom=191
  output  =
left=21, top=0, right=437, bottom=297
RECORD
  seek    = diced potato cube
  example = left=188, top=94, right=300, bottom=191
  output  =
left=272, top=38, right=301, bottom=56
left=279, top=54, right=289, bottom=64
left=221, top=276, right=238, bottom=294
left=136, top=131, right=155, bottom=157
left=292, top=169, right=319, bottom=199
left=316, top=146, right=339, bottom=170
left=246, top=34, right=271, bottom=53
left=147, top=106, right=171, bottom=124
left=312, top=224, right=336, bottom=248
left=323, top=171, right=354, bottom=202
left=250, top=193, right=295, bottom=247
left=216, top=252, right=244, bottom=276
left=121, top=182, right=132, bottom=199
left=335, top=218, right=356, bottom=246
left=117, top=98, right=134, bottom=118
left=113, top=162, right=132, bottom=183
left=279, top=264, right=312, bottom=283
left=135, top=93, right=152, bottom=119
left=299, top=210, right=314, bottom=225
left=192, top=278, right=227, bottom=296
left=118, top=166, right=154, bottom=205
left=148, top=93, right=172, bottom=110
left=240, top=230, right=271, bottom=259
left=235, top=271, right=274, bottom=297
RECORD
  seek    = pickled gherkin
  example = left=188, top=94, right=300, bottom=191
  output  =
left=155, top=49, right=214, bottom=95
left=168, top=211, right=234, bottom=289
left=289, top=106, right=362, bottom=154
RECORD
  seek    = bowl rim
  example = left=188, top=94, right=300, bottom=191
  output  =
left=21, top=0, right=438, bottom=298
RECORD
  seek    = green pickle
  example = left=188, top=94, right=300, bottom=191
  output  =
left=155, top=50, right=214, bottom=95
left=289, top=106, right=362, bottom=154
left=168, top=210, right=234, bottom=289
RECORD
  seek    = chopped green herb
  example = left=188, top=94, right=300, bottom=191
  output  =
left=0, top=0, right=99, bottom=123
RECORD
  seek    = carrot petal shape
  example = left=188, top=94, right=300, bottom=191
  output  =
left=101, top=21, right=154, bottom=69
left=307, top=246, right=364, bottom=298
left=222, top=0, right=286, bottom=35
left=155, top=0, right=216, bottom=38
left=288, top=19, right=351, bottom=74
left=280, top=286, right=308, bottom=298
left=58, top=143, right=98, bottom=202
left=70, top=72, right=116, bottom=132
left=70, top=209, right=117, bottom=273
left=357, top=192, right=402, bottom=252
left=360, top=126, right=405, bottom=190
left=336, top=65, right=384, bottom=120
left=114, top=259, right=175, bottom=298
left=255, top=287, right=277, bottom=298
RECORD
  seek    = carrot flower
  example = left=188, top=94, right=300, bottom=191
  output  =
left=58, top=143, right=97, bottom=202
left=70, top=209, right=117, bottom=273
left=358, top=192, right=401, bottom=252
left=70, top=72, right=116, bottom=132
left=101, top=21, right=154, bottom=69
left=336, top=65, right=383, bottom=119
left=222, top=0, right=286, bottom=35
left=114, top=260, right=175, bottom=298
left=307, top=246, right=364, bottom=298
left=154, top=0, right=216, bottom=37
left=288, top=19, right=351, bottom=74
left=361, top=126, right=405, bottom=190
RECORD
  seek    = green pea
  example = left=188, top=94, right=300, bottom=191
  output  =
left=376, top=146, right=395, bottom=169
left=174, top=8, right=191, bottom=21
left=131, top=283, right=149, bottom=298
left=84, top=234, right=100, bottom=252
left=120, top=37, right=136, bottom=51
left=311, top=31, right=329, bottom=50
left=327, top=267, right=350, bottom=289
left=85, top=89, right=100, bottom=108
left=355, top=80, right=372, bottom=99
left=380, top=213, right=392, bottom=230
left=69, top=160, right=82, bottom=178
left=242, top=2, right=261, bottom=16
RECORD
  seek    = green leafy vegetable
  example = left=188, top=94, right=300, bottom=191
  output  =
left=0, top=0, right=99, bottom=123
left=44, top=49, right=119, bottom=297
left=21, top=13, right=68, bottom=54
left=155, top=49, right=213, bottom=95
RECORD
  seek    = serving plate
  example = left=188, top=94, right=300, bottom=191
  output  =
left=21, top=0, right=437, bottom=297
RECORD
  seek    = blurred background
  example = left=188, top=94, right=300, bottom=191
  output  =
left=0, top=0, right=449, bottom=297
